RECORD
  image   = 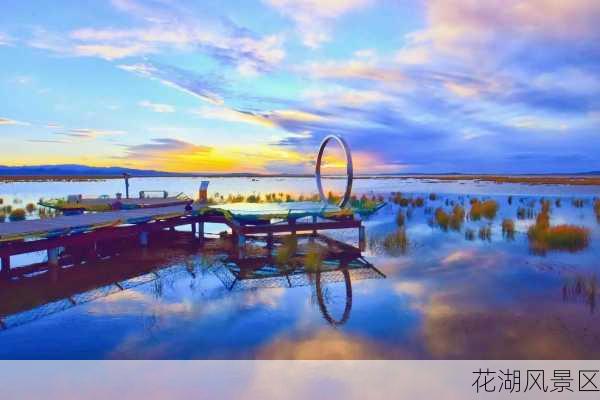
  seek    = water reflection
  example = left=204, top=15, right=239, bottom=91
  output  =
left=214, top=235, right=385, bottom=327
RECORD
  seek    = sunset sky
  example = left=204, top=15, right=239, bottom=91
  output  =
left=1, top=0, right=599, bottom=174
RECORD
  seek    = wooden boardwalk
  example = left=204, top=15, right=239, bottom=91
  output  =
left=0, top=204, right=196, bottom=242
left=0, top=202, right=364, bottom=274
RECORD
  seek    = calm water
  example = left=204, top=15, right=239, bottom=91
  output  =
left=0, top=177, right=600, bottom=359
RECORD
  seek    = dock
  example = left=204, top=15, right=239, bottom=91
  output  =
left=0, top=201, right=364, bottom=278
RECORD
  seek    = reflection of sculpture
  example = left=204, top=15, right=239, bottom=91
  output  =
left=316, top=135, right=353, bottom=208
left=215, top=234, right=384, bottom=327
left=315, top=265, right=353, bottom=326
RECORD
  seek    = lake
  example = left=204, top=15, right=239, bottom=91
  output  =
left=0, top=177, right=599, bottom=359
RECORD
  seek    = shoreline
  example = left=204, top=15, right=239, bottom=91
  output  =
left=2, top=174, right=600, bottom=186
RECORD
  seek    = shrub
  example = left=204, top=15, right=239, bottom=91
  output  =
left=470, top=200, right=499, bottom=220
left=502, top=219, right=515, bottom=240
left=9, top=208, right=26, bottom=221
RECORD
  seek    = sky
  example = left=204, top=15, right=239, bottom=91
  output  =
left=0, top=0, right=599, bottom=174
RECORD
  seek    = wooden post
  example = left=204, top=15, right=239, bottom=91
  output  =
left=0, top=256, right=10, bottom=278
left=191, top=222, right=197, bottom=237
left=139, top=231, right=149, bottom=247
left=48, top=248, right=60, bottom=267
left=359, top=225, right=366, bottom=251
left=198, top=221, right=204, bottom=241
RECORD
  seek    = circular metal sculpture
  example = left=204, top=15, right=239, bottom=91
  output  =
left=315, top=135, right=353, bottom=208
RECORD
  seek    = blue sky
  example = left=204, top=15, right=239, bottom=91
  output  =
left=0, top=0, right=599, bottom=173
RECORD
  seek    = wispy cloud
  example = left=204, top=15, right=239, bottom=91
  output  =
left=265, top=0, right=372, bottom=48
left=56, top=128, right=126, bottom=140
left=139, top=100, right=175, bottom=113
left=0, top=117, right=30, bottom=126
left=119, top=63, right=224, bottom=105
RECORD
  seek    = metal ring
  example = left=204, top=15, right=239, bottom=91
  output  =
left=315, top=135, right=353, bottom=208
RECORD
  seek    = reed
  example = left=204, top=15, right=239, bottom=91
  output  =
left=435, top=205, right=465, bottom=231
left=594, top=199, right=600, bottom=222
left=573, top=198, right=585, bottom=208
left=429, top=193, right=438, bottom=201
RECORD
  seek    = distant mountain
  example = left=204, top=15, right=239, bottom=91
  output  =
left=0, top=164, right=190, bottom=177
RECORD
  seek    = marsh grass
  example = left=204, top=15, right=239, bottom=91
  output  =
left=383, top=228, right=409, bottom=256
left=435, top=205, right=465, bottom=231
left=502, top=219, right=516, bottom=240
left=25, top=203, right=36, bottom=214
left=396, top=210, right=405, bottom=227
left=464, top=228, right=475, bottom=241
left=517, top=207, right=534, bottom=220
left=573, top=198, right=585, bottom=208
left=594, top=199, right=600, bottom=223
left=528, top=206, right=590, bottom=253
left=478, top=225, right=492, bottom=241
left=469, top=199, right=499, bottom=220
left=9, top=208, right=26, bottom=221
left=275, top=235, right=298, bottom=268
left=304, top=243, right=324, bottom=272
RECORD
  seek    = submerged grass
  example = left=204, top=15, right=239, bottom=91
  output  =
left=502, top=219, right=516, bottom=240
left=383, top=228, right=409, bottom=256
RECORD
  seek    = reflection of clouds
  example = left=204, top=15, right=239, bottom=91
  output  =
left=256, top=329, right=380, bottom=359
left=394, top=281, right=425, bottom=297
left=421, top=294, right=589, bottom=359
left=441, top=249, right=476, bottom=265
left=242, top=288, right=285, bottom=309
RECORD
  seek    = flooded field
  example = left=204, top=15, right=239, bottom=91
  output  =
left=0, top=177, right=599, bottom=359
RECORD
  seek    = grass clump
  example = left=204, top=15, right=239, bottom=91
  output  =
left=528, top=206, right=590, bottom=253
left=502, top=219, right=516, bottom=240
left=470, top=199, right=499, bottom=221
left=594, top=199, right=600, bottom=223
left=429, top=193, right=438, bottom=201
left=435, top=205, right=465, bottom=231
left=9, top=208, right=26, bottom=221
left=383, top=228, right=409, bottom=256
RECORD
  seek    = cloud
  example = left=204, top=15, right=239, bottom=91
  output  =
left=123, top=138, right=212, bottom=159
left=56, top=128, right=126, bottom=140
left=119, top=63, right=224, bottom=105
left=0, top=117, right=29, bottom=126
left=139, top=100, right=175, bottom=113
left=34, top=0, right=286, bottom=74
left=0, top=32, right=12, bottom=46
left=265, top=0, right=373, bottom=48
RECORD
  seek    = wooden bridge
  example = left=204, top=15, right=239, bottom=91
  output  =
left=0, top=202, right=364, bottom=278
